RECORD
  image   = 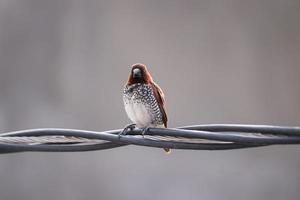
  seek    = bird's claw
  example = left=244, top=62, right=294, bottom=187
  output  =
left=119, top=123, right=136, bottom=138
left=141, top=126, right=150, bottom=138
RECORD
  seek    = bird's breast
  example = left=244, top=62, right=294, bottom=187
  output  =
left=124, top=100, right=152, bottom=128
left=123, top=84, right=162, bottom=128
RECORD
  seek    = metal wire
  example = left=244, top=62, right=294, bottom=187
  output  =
left=0, top=124, right=299, bottom=153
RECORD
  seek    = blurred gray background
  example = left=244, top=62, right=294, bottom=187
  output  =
left=0, top=0, right=299, bottom=200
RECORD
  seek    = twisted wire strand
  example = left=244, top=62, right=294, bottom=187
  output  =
left=0, top=124, right=299, bottom=153
left=0, top=136, right=102, bottom=144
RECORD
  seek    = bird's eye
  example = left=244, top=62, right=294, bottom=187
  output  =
left=132, top=68, right=142, bottom=79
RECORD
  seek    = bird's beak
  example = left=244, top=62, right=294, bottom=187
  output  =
left=132, top=68, right=142, bottom=79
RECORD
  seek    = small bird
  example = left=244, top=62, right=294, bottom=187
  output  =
left=121, top=63, right=170, bottom=153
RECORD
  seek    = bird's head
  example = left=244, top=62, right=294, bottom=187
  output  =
left=127, top=63, right=153, bottom=85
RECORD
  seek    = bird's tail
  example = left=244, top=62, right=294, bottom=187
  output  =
left=154, top=124, right=171, bottom=154
left=164, top=148, right=171, bottom=154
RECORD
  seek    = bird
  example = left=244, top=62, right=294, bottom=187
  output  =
left=121, top=63, right=170, bottom=153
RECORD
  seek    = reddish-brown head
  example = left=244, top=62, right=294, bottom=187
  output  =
left=127, top=63, right=153, bottom=85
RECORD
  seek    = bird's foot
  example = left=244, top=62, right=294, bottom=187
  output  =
left=118, top=123, right=136, bottom=138
left=141, top=125, right=151, bottom=138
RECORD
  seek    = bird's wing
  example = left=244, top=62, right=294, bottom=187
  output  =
left=151, top=82, right=168, bottom=128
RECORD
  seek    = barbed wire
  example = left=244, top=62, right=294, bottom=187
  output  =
left=0, top=124, right=299, bottom=154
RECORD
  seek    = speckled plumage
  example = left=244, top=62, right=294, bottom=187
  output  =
left=122, top=63, right=169, bottom=153
left=123, top=83, right=164, bottom=128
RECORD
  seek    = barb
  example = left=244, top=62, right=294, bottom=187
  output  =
left=0, top=124, right=299, bottom=154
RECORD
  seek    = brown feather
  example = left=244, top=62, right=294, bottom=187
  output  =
left=127, top=63, right=153, bottom=85
left=151, top=82, right=168, bottom=128
left=126, top=63, right=167, bottom=126
left=125, top=63, right=170, bottom=153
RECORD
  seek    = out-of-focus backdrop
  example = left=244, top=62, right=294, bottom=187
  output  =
left=0, top=1, right=299, bottom=200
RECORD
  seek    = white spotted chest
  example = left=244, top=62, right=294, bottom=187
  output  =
left=123, top=83, right=163, bottom=128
